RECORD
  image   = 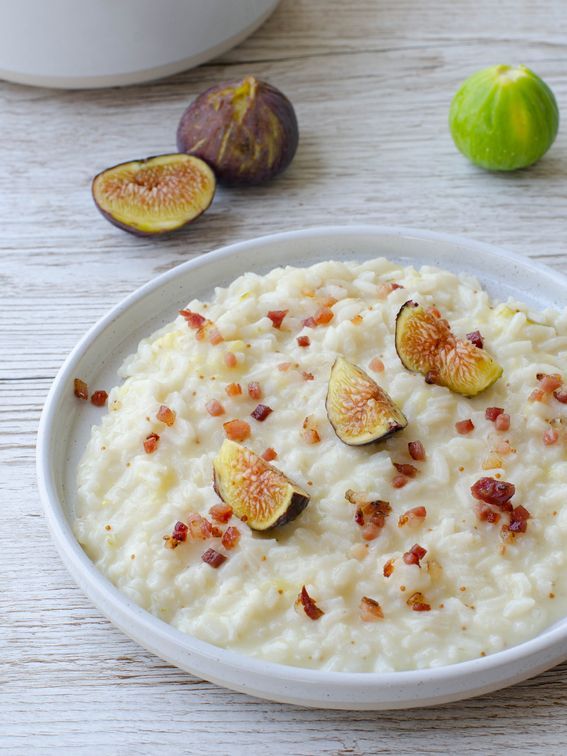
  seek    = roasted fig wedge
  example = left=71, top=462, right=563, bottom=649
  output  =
left=395, top=301, right=502, bottom=396
left=326, top=357, right=407, bottom=446
left=213, top=440, right=310, bottom=530
left=92, top=153, right=215, bottom=236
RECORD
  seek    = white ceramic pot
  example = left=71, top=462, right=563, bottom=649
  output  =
left=0, top=0, right=279, bottom=89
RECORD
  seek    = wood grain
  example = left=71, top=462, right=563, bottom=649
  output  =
left=3, top=0, right=567, bottom=752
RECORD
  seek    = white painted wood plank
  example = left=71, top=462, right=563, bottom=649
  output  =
left=3, top=0, right=567, bottom=752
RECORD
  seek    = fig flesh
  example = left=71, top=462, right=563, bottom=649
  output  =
left=213, top=440, right=309, bottom=530
left=395, top=301, right=502, bottom=396
left=92, top=153, right=215, bottom=236
left=326, top=356, right=407, bottom=446
left=177, top=75, right=298, bottom=185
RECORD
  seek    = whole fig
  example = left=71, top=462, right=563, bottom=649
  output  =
left=177, top=75, right=299, bottom=185
left=449, top=65, right=559, bottom=171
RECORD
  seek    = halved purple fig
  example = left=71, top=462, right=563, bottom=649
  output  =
left=177, top=75, right=298, bottom=185
left=213, top=439, right=310, bottom=530
left=395, top=301, right=502, bottom=396
left=326, top=356, right=407, bottom=446
left=92, top=153, right=215, bottom=236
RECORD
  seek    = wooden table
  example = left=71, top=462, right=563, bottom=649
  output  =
left=3, top=1, right=567, bottom=752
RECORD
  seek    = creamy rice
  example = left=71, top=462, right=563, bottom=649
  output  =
left=74, top=258, right=567, bottom=672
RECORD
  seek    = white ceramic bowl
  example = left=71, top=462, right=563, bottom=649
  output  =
left=37, top=225, right=567, bottom=709
left=0, top=0, right=279, bottom=89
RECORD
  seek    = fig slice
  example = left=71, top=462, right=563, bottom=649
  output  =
left=92, top=154, right=215, bottom=236
left=395, top=301, right=503, bottom=396
left=212, top=439, right=310, bottom=531
left=326, top=356, right=407, bottom=446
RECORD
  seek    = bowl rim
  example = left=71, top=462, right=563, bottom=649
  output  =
left=36, top=224, right=567, bottom=703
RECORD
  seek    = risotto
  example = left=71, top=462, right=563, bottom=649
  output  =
left=74, top=258, right=567, bottom=672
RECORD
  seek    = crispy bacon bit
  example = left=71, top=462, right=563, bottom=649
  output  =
left=225, top=382, right=242, bottom=397
left=267, top=309, right=288, bottom=329
left=90, top=390, right=108, bottom=407
left=408, top=440, right=426, bottom=461
left=211, top=526, right=223, bottom=538
left=278, top=361, right=293, bottom=371
left=383, top=558, right=395, bottom=577
left=455, top=419, right=475, bottom=435
left=208, top=327, right=224, bottom=345
left=543, top=427, right=559, bottom=445
left=179, top=309, right=206, bottom=329
left=538, top=373, right=563, bottom=393
left=369, top=357, right=385, bottom=373
left=303, top=427, right=320, bottom=444
left=296, top=585, right=324, bottom=620
left=297, top=335, right=311, bottom=347
left=302, top=316, right=317, bottom=328
left=351, top=314, right=363, bottom=325
left=209, top=503, right=233, bottom=523
left=206, top=399, right=225, bottom=417
left=172, top=521, right=188, bottom=541
left=475, top=502, right=501, bottom=524
left=262, top=447, right=278, bottom=461
left=407, top=592, right=431, bottom=611
left=314, top=306, right=334, bottom=325
left=393, top=462, right=418, bottom=478
left=529, top=388, right=547, bottom=403
left=164, top=520, right=188, bottom=549
left=74, top=378, right=89, bottom=400
left=495, top=413, right=510, bottom=432
left=221, top=525, right=240, bottom=550
left=224, top=351, right=237, bottom=368
left=187, top=514, right=213, bottom=540
left=156, top=404, right=176, bottom=426
left=398, top=506, right=427, bottom=527
left=360, top=596, right=384, bottom=622
left=302, top=416, right=320, bottom=444
left=345, top=490, right=391, bottom=539
left=466, top=330, right=484, bottom=349
left=392, top=474, right=408, bottom=489
left=251, top=404, right=273, bottom=422
left=143, top=432, right=160, bottom=454
left=201, top=548, right=227, bottom=568
left=302, top=371, right=315, bottom=381
left=403, top=543, right=427, bottom=567
left=471, top=477, right=515, bottom=507
left=223, top=419, right=251, bottom=442
left=508, top=505, right=530, bottom=533
left=485, top=407, right=504, bottom=422
left=247, top=381, right=263, bottom=400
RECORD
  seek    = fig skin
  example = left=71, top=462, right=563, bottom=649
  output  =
left=92, top=153, right=216, bottom=236
left=395, top=301, right=503, bottom=396
left=212, top=440, right=310, bottom=531
left=450, top=65, right=559, bottom=172
left=177, top=75, right=299, bottom=185
left=326, top=356, right=408, bottom=446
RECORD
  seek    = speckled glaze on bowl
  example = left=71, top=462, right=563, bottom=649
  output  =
left=37, top=226, right=567, bottom=709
